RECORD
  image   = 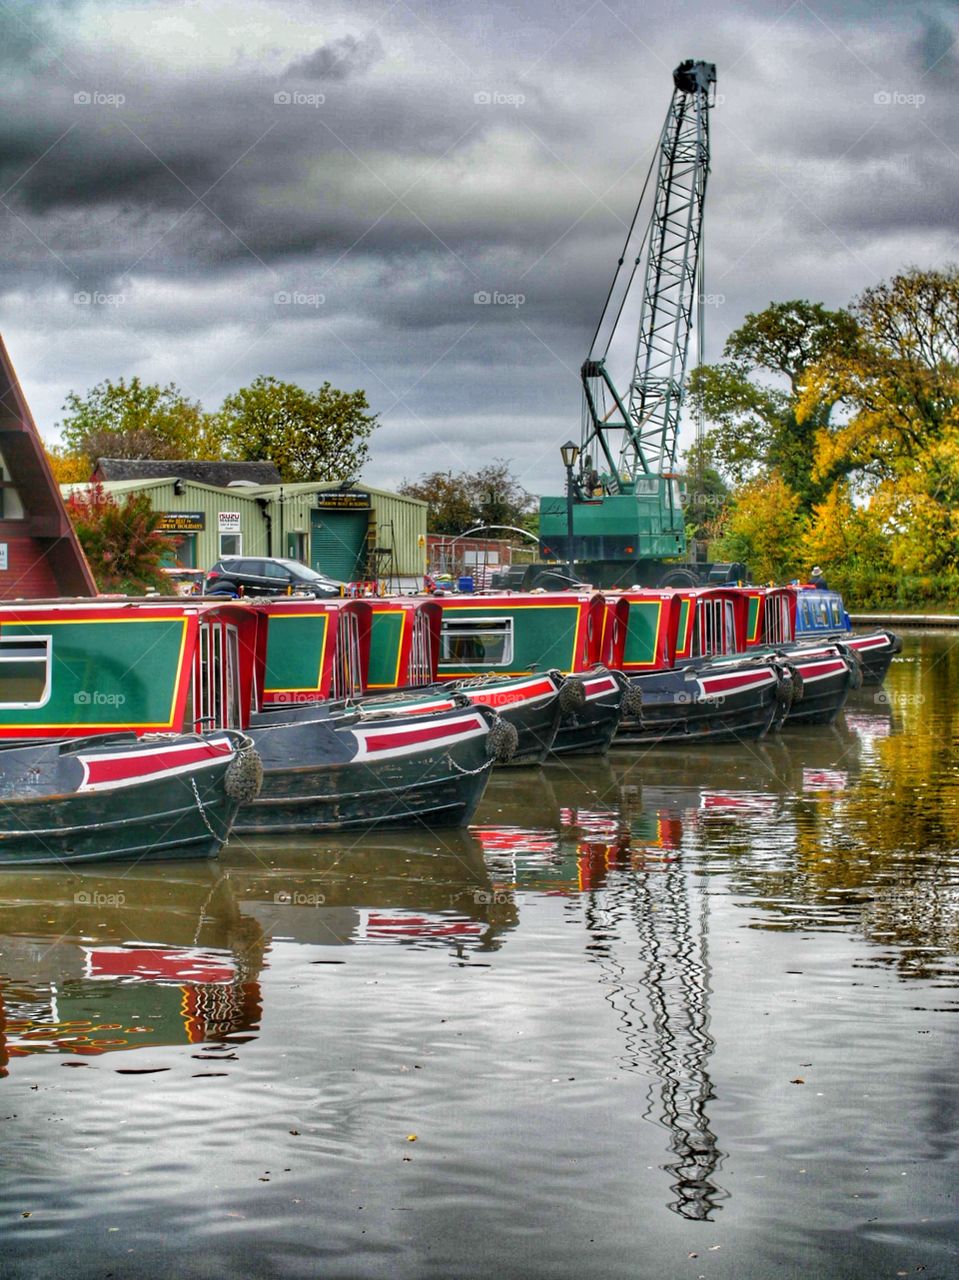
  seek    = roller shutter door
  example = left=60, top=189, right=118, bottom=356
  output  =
left=310, top=509, right=368, bottom=580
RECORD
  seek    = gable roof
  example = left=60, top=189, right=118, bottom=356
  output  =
left=0, top=336, right=97, bottom=597
left=93, top=458, right=282, bottom=487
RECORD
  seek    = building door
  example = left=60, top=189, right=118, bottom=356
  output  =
left=310, top=509, right=368, bottom=581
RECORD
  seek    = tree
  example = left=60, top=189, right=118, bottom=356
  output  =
left=214, top=376, right=377, bottom=482
left=800, top=266, right=959, bottom=486
left=45, top=445, right=91, bottom=485
left=65, top=481, right=175, bottom=593
left=681, top=442, right=729, bottom=545
left=58, top=377, right=215, bottom=462
left=687, top=300, right=858, bottom=505
left=715, top=471, right=805, bottom=584
left=399, top=461, right=535, bottom=535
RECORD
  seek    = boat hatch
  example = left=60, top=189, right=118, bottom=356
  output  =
left=332, top=607, right=363, bottom=699
left=409, top=607, right=434, bottom=686
left=763, top=594, right=792, bottom=645
left=190, top=620, right=243, bottom=731
left=694, top=597, right=737, bottom=657
left=0, top=636, right=51, bottom=707
left=439, top=618, right=513, bottom=666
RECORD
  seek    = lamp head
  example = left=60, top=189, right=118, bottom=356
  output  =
left=560, top=440, right=580, bottom=470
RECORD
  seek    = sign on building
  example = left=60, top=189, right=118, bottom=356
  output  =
left=217, top=512, right=242, bottom=534
left=157, top=512, right=206, bottom=532
left=314, top=490, right=372, bottom=510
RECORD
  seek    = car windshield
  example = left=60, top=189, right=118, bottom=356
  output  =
left=280, top=561, right=336, bottom=583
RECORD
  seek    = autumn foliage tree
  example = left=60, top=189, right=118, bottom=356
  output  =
left=65, top=482, right=175, bottom=594
left=58, top=377, right=215, bottom=468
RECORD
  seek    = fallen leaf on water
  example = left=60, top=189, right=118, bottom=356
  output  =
left=21, top=1212, right=31, bottom=1219
left=406, top=1135, right=417, bottom=1142
left=289, top=1130, right=300, bottom=1136
left=790, top=1078, right=805, bottom=1085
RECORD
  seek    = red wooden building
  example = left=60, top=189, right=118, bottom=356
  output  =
left=0, top=337, right=95, bottom=597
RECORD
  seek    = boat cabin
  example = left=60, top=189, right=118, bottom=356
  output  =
left=434, top=592, right=607, bottom=679
left=743, top=586, right=852, bottom=648
left=0, top=598, right=259, bottom=740
left=603, top=586, right=750, bottom=673
left=364, top=598, right=440, bottom=692
left=249, top=598, right=373, bottom=708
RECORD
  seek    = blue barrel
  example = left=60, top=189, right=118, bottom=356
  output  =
left=457, top=575, right=475, bottom=593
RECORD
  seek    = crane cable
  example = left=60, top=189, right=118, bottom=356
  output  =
left=586, top=132, right=662, bottom=362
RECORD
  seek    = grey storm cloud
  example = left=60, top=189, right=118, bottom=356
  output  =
left=1, top=0, right=958, bottom=493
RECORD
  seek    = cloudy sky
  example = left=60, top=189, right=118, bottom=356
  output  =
left=1, top=0, right=956, bottom=495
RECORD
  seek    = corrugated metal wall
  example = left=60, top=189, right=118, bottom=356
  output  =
left=62, top=479, right=427, bottom=578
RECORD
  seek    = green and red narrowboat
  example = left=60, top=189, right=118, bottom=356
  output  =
left=0, top=597, right=262, bottom=865
left=737, top=587, right=863, bottom=724
left=0, top=728, right=259, bottom=867
left=0, top=597, right=503, bottom=839
left=604, top=587, right=788, bottom=743
left=243, top=597, right=512, bottom=829
left=433, top=592, right=632, bottom=758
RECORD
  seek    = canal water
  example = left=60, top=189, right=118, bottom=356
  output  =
left=1, top=631, right=957, bottom=1279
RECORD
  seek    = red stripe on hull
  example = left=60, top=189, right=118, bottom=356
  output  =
left=81, top=740, right=232, bottom=786
left=362, top=715, right=486, bottom=754
left=699, top=670, right=775, bottom=695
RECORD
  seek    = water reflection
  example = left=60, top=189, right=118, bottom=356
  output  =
left=0, top=867, right=263, bottom=1073
left=475, top=762, right=724, bottom=1219
left=224, top=833, right=518, bottom=955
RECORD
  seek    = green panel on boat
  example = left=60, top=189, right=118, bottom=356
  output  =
left=623, top=601, right=662, bottom=666
left=747, top=594, right=760, bottom=642
left=264, top=613, right=328, bottom=692
left=676, top=598, right=691, bottom=653
left=438, top=603, right=581, bottom=675
left=368, top=612, right=404, bottom=688
left=0, top=618, right=187, bottom=729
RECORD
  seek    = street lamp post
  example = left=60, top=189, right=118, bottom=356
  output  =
left=560, top=440, right=580, bottom=585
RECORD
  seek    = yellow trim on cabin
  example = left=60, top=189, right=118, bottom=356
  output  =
left=262, top=611, right=330, bottom=695
left=368, top=607, right=408, bottom=689
left=1, top=615, right=190, bottom=731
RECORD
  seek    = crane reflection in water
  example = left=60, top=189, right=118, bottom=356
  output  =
left=474, top=773, right=727, bottom=1221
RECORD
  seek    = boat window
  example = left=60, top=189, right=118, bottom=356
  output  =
left=440, top=618, right=513, bottom=666
left=801, top=599, right=813, bottom=627
left=818, top=600, right=829, bottom=625
left=0, top=637, right=51, bottom=706
left=830, top=600, right=843, bottom=626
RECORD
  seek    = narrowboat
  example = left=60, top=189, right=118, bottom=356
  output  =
left=739, top=586, right=881, bottom=724
left=744, top=585, right=901, bottom=686
left=243, top=597, right=513, bottom=829
left=605, top=588, right=790, bottom=744
left=433, top=592, right=634, bottom=758
left=257, top=594, right=607, bottom=765
left=0, top=728, right=259, bottom=866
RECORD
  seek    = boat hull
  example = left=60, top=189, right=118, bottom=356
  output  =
left=615, top=660, right=783, bottom=745
left=237, top=705, right=498, bottom=834
left=0, top=733, right=255, bottom=867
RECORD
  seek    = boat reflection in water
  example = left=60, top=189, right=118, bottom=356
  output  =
left=223, top=833, right=519, bottom=956
left=0, top=867, right=264, bottom=1074
left=474, top=760, right=726, bottom=1221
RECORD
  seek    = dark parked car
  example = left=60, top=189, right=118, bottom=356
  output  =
left=204, top=557, right=345, bottom=599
